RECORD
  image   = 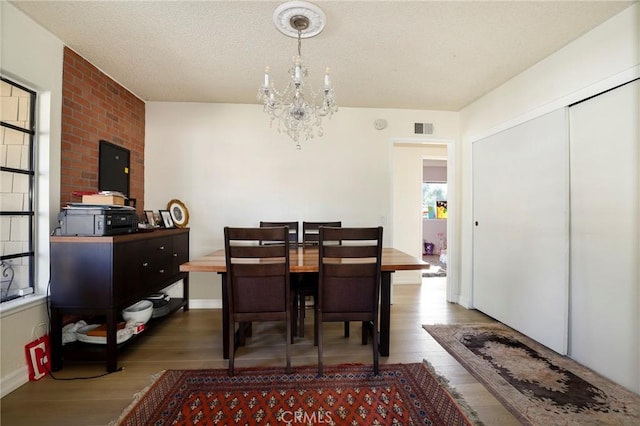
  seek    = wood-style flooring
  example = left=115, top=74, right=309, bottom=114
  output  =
left=0, top=278, right=520, bottom=425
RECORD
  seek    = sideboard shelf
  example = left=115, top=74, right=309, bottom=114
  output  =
left=59, top=297, right=185, bottom=362
left=50, top=228, right=190, bottom=372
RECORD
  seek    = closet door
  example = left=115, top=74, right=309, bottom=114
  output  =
left=472, top=108, right=569, bottom=354
left=569, top=80, right=639, bottom=393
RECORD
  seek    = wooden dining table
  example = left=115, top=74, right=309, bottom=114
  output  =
left=180, top=246, right=429, bottom=359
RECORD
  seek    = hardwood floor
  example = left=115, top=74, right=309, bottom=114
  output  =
left=0, top=278, right=519, bottom=425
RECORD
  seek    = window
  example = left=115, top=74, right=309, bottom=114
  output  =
left=422, top=182, right=447, bottom=218
left=1, top=78, right=36, bottom=303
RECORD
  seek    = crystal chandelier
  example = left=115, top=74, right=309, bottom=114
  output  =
left=258, top=1, right=337, bottom=149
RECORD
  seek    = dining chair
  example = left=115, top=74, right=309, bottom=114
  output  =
left=302, top=221, right=342, bottom=246
left=260, top=221, right=299, bottom=342
left=316, top=226, right=383, bottom=375
left=298, top=221, right=342, bottom=342
left=259, top=221, right=299, bottom=247
left=224, top=226, right=292, bottom=375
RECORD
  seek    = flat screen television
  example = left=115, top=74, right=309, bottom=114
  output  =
left=99, top=140, right=130, bottom=197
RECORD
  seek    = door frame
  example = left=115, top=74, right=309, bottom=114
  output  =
left=391, top=137, right=457, bottom=302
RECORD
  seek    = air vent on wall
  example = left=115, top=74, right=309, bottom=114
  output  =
left=414, top=122, right=434, bottom=134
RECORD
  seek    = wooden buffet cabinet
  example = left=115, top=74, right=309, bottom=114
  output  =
left=50, top=228, right=189, bottom=372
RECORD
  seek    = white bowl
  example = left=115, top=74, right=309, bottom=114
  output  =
left=122, top=300, right=153, bottom=324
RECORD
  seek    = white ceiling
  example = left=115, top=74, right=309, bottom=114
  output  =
left=9, top=0, right=635, bottom=111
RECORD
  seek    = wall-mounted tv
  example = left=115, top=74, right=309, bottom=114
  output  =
left=99, top=140, right=130, bottom=197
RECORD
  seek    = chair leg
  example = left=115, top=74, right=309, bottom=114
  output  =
left=285, top=311, right=292, bottom=374
left=228, top=319, right=235, bottom=376
left=298, top=293, right=306, bottom=337
left=361, top=321, right=369, bottom=345
left=372, top=319, right=379, bottom=376
left=313, top=307, right=319, bottom=346
left=290, top=289, right=297, bottom=343
left=238, top=321, right=246, bottom=346
left=317, top=310, right=323, bottom=376
left=344, top=321, right=350, bottom=337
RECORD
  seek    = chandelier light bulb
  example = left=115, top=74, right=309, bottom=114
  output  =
left=263, top=66, right=270, bottom=87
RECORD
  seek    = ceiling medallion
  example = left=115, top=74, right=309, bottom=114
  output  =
left=273, top=1, right=326, bottom=38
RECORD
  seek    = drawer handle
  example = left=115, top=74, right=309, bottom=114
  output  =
left=159, top=269, right=165, bottom=274
left=142, top=262, right=149, bottom=267
left=173, top=253, right=178, bottom=257
left=159, top=246, right=165, bottom=250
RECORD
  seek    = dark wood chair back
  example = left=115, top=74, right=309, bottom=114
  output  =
left=302, top=221, right=341, bottom=246
left=316, top=226, right=383, bottom=375
left=292, top=221, right=341, bottom=340
left=224, top=226, right=291, bottom=375
left=260, top=221, right=299, bottom=341
left=260, top=221, right=299, bottom=247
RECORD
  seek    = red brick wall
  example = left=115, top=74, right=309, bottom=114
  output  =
left=61, top=47, right=145, bottom=214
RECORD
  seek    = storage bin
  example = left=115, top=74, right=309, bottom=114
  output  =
left=424, top=242, right=435, bottom=255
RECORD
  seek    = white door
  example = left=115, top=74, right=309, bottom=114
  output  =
left=472, top=108, right=570, bottom=354
left=569, top=80, right=639, bottom=393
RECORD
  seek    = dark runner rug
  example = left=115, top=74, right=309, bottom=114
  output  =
left=112, top=361, right=483, bottom=425
left=423, top=323, right=640, bottom=425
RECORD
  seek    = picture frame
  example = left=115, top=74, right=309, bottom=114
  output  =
left=159, top=210, right=175, bottom=228
left=167, top=199, right=189, bottom=228
left=144, top=210, right=157, bottom=227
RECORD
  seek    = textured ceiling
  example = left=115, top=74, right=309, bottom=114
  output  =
left=9, top=0, right=635, bottom=111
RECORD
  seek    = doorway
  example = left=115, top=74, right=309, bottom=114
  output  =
left=392, top=140, right=456, bottom=302
left=422, top=160, right=447, bottom=278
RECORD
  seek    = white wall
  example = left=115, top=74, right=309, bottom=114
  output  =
left=458, top=3, right=640, bottom=307
left=422, top=220, right=446, bottom=254
left=0, top=3, right=63, bottom=396
left=145, top=103, right=459, bottom=304
left=423, top=164, right=447, bottom=182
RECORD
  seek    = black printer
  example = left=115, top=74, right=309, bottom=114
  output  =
left=57, top=205, right=138, bottom=236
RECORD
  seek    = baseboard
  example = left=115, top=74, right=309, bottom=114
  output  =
left=457, top=295, right=473, bottom=309
left=393, top=279, right=419, bottom=285
left=188, top=298, right=222, bottom=310
left=1, top=365, right=28, bottom=398
left=393, top=270, right=423, bottom=285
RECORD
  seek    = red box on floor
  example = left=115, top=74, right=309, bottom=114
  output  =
left=25, top=334, right=50, bottom=381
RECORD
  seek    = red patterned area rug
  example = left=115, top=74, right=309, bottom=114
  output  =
left=112, top=362, right=482, bottom=425
left=424, top=323, right=640, bottom=425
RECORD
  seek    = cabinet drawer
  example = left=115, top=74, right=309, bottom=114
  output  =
left=146, top=236, right=173, bottom=288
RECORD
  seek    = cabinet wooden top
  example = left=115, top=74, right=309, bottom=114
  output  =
left=50, top=227, right=189, bottom=243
